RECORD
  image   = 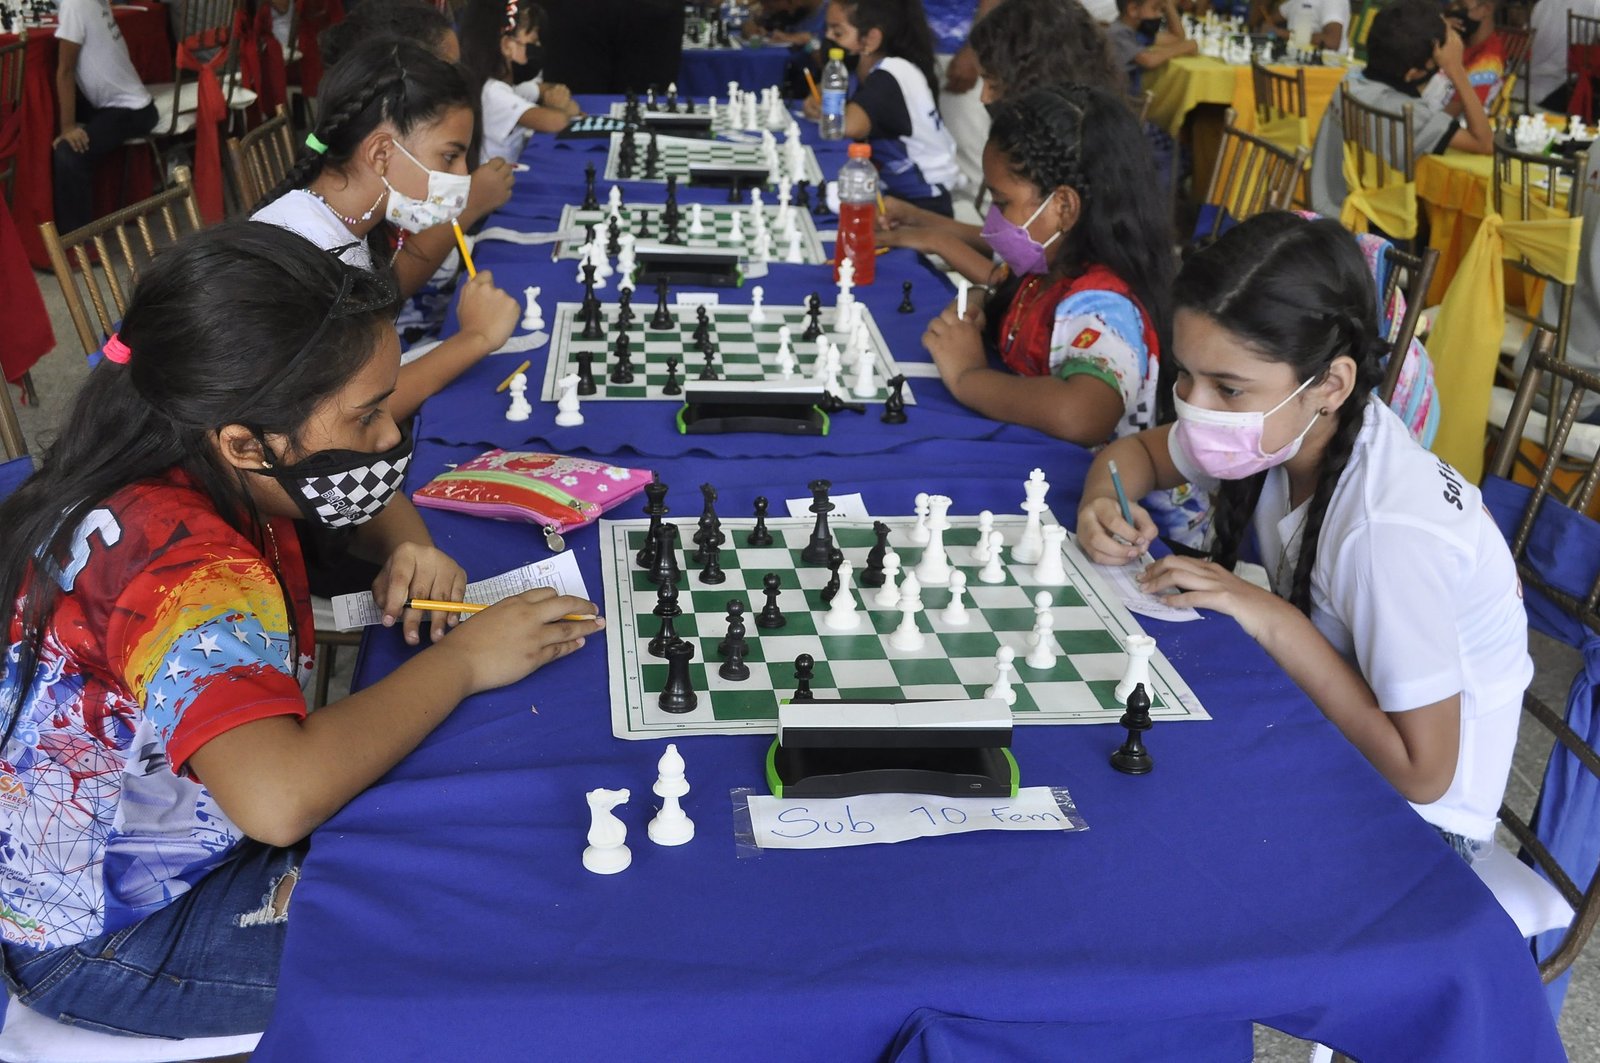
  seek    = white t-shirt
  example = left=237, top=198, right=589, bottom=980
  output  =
left=271, top=0, right=294, bottom=50
left=55, top=0, right=152, bottom=112
left=1531, top=0, right=1600, bottom=104
left=1280, top=0, right=1350, bottom=42
left=251, top=190, right=374, bottom=271
left=480, top=79, right=534, bottom=167
left=1080, top=0, right=1117, bottom=23
left=1171, top=396, right=1532, bottom=840
left=512, top=77, right=543, bottom=105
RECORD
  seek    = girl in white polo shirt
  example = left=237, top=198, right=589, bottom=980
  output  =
left=459, top=0, right=581, bottom=166
left=1077, top=213, right=1531, bottom=860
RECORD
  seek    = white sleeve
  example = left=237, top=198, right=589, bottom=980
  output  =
left=1322, top=0, right=1350, bottom=27
left=512, top=78, right=543, bottom=104
left=55, top=0, right=88, bottom=45
left=481, top=81, right=534, bottom=142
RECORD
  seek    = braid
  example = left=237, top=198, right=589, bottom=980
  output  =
left=263, top=72, right=403, bottom=205
left=1208, top=472, right=1266, bottom=570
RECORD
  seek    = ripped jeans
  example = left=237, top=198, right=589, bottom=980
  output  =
left=0, top=840, right=306, bottom=1039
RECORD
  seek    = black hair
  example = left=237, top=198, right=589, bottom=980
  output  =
left=458, top=0, right=527, bottom=89
left=968, top=0, right=1120, bottom=98
left=318, top=0, right=456, bottom=69
left=0, top=222, right=396, bottom=745
left=1177, top=212, right=1386, bottom=613
left=983, top=84, right=1175, bottom=399
left=836, top=0, right=941, bottom=99
left=1364, top=0, right=1446, bottom=92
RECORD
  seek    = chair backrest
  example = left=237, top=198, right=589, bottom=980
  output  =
left=1496, top=25, right=1535, bottom=120
left=1377, top=244, right=1439, bottom=403
left=0, top=372, right=25, bottom=463
left=0, top=31, right=25, bottom=202
left=1195, top=109, right=1307, bottom=243
left=1493, top=133, right=1586, bottom=366
left=1250, top=59, right=1307, bottom=122
left=1339, top=82, right=1417, bottom=186
left=157, top=0, right=248, bottom=122
left=227, top=103, right=294, bottom=212
left=1485, top=336, right=1600, bottom=984
left=38, top=166, right=205, bottom=360
left=1571, top=10, right=1600, bottom=50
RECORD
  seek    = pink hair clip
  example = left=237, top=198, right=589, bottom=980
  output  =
left=103, top=333, right=132, bottom=364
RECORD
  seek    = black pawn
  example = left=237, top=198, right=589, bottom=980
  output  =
left=636, top=475, right=668, bottom=568
left=575, top=352, right=597, bottom=396
left=645, top=132, right=661, bottom=178
left=610, top=332, right=635, bottom=384
left=801, top=478, right=834, bottom=564
left=898, top=280, right=915, bottom=314
left=659, top=639, right=698, bottom=713
left=801, top=293, right=823, bottom=341
left=717, top=599, right=749, bottom=658
left=820, top=547, right=844, bottom=604
left=636, top=205, right=653, bottom=238
left=720, top=641, right=750, bottom=682
left=1110, top=683, right=1154, bottom=775
left=616, top=288, right=634, bottom=327
left=795, top=180, right=811, bottom=209
left=665, top=83, right=679, bottom=113
left=747, top=496, right=773, bottom=546
left=881, top=374, right=908, bottom=425
left=582, top=162, right=599, bottom=210
left=698, top=526, right=727, bottom=584
left=756, top=573, right=786, bottom=629
left=664, top=359, right=683, bottom=395
left=861, top=521, right=890, bottom=587
left=792, top=653, right=815, bottom=701
left=697, top=339, right=719, bottom=380
left=649, top=522, right=682, bottom=587
left=692, top=305, right=711, bottom=343
left=665, top=175, right=681, bottom=221
left=650, top=279, right=674, bottom=330
left=648, top=579, right=683, bottom=657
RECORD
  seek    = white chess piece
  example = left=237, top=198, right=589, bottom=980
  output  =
left=914, top=495, right=952, bottom=585
left=749, top=186, right=764, bottom=228
left=748, top=285, right=767, bottom=325
left=909, top=492, right=931, bottom=545
left=777, top=325, right=795, bottom=376
left=1026, top=611, right=1058, bottom=670
left=1115, top=634, right=1157, bottom=704
left=978, top=532, right=1007, bottom=584
left=689, top=203, right=705, bottom=235
left=588, top=241, right=611, bottom=286
left=836, top=256, right=855, bottom=315
left=889, top=572, right=925, bottom=651
left=505, top=372, right=532, bottom=422
left=1012, top=468, right=1050, bottom=564
left=729, top=210, right=745, bottom=244
left=706, top=94, right=718, bottom=122
left=971, top=510, right=995, bottom=564
left=752, top=227, right=772, bottom=264
left=1031, top=525, right=1068, bottom=585
left=647, top=744, right=694, bottom=846
left=850, top=347, right=876, bottom=398
left=824, top=559, right=862, bottom=630
left=554, top=373, right=584, bottom=427
left=582, top=787, right=632, bottom=874
left=785, top=229, right=804, bottom=263
left=874, top=549, right=902, bottom=607
left=984, top=646, right=1017, bottom=705
left=521, top=285, right=545, bottom=332
left=1032, top=590, right=1053, bottom=622
left=817, top=342, right=842, bottom=394
left=956, top=277, right=971, bottom=317
left=939, top=570, right=970, bottom=625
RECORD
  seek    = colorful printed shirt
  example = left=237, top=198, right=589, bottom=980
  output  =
left=0, top=475, right=312, bottom=952
left=1454, top=34, right=1508, bottom=108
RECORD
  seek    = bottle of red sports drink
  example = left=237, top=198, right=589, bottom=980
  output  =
left=834, top=142, right=877, bottom=285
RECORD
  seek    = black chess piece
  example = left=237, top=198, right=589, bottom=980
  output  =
left=699, top=482, right=719, bottom=527
left=795, top=180, right=811, bottom=209
left=663, top=208, right=683, bottom=245
left=664, top=175, right=681, bottom=222
left=792, top=653, right=815, bottom=701
left=820, top=547, right=844, bottom=604
left=582, top=162, right=599, bottom=210
left=697, top=338, right=719, bottom=380
left=727, top=177, right=744, bottom=205
left=663, top=359, right=683, bottom=395
left=659, top=639, right=698, bottom=713
left=802, top=479, right=834, bottom=564
left=665, top=83, right=679, bottom=113
left=636, top=475, right=669, bottom=568
left=646, top=85, right=657, bottom=109
left=692, top=305, right=711, bottom=343
left=881, top=374, right=908, bottom=424
left=648, top=579, right=684, bottom=657
left=747, top=496, right=773, bottom=546
left=645, top=132, right=661, bottom=179
left=801, top=293, right=823, bottom=341
left=898, top=280, right=915, bottom=314
left=756, top=573, right=786, bottom=629
left=698, top=526, right=727, bottom=584
left=861, top=521, right=890, bottom=587
left=716, top=600, right=749, bottom=658
left=650, top=279, right=674, bottom=330
left=617, top=287, right=634, bottom=327
left=609, top=332, right=635, bottom=384
left=624, top=90, right=639, bottom=121
left=648, top=522, right=682, bottom=587
left=635, top=204, right=653, bottom=238
left=1110, top=683, right=1155, bottom=775
left=575, top=352, right=597, bottom=396
left=607, top=217, right=621, bottom=257
left=719, top=640, right=750, bottom=682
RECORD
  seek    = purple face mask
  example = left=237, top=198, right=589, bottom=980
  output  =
left=980, top=198, right=1059, bottom=276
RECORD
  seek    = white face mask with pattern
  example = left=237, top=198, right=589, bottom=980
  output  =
left=382, top=139, right=470, bottom=233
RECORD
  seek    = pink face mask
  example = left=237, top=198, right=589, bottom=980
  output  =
left=1173, top=376, right=1320, bottom=480
left=980, top=199, right=1060, bottom=276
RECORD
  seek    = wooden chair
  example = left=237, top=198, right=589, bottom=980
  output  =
left=0, top=31, right=25, bottom=203
left=1192, top=109, right=1306, bottom=244
left=1377, top=244, right=1439, bottom=403
left=227, top=103, right=295, bottom=211
left=1483, top=339, right=1600, bottom=981
left=0, top=363, right=25, bottom=462
left=1496, top=25, right=1535, bottom=120
left=38, top=166, right=204, bottom=362
left=1337, top=82, right=1418, bottom=244
left=1250, top=59, right=1307, bottom=123
left=1495, top=136, right=1587, bottom=382
left=131, top=0, right=258, bottom=185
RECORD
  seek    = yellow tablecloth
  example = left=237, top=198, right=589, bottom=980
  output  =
left=1416, top=152, right=1495, bottom=303
left=1145, top=55, right=1349, bottom=139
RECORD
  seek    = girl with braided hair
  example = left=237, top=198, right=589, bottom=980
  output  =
left=1078, top=213, right=1531, bottom=861
left=458, top=0, right=582, bottom=166
left=254, top=38, right=520, bottom=421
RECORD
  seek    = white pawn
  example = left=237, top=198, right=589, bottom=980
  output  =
left=939, top=570, right=970, bottom=625
left=588, top=241, right=611, bottom=286
left=582, top=787, right=632, bottom=874
left=729, top=210, right=745, bottom=244
left=977, top=532, right=1006, bottom=584
left=785, top=229, right=804, bottom=263
left=824, top=559, right=862, bottom=630
left=1025, top=611, right=1058, bottom=670
left=970, top=510, right=995, bottom=564
left=748, top=285, right=767, bottom=325
left=909, top=492, right=931, bottom=544
left=1031, top=525, right=1068, bottom=586
left=647, top=744, right=694, bottom=846
left=1115, top=634, right=1158, bottom=705
left=874, top=549, right=902, bottom=607
left=752, top=227, right=772, bottom=264
left=984, top=646, right=1017, bottom=706
left=617, top=232, right=637, bottom=273
left=690, top=203, right=705, bottom=235
left=776, top=325, right=795, bottom=376
left=1032, top=590, right=1053, bottom=622
left=505, top=372, right=532, bottom=422
left=749, top=186, right=765, bottom=228
left=850, top=347, right=876, bottom=398
left=521, top=285, right=545, bottom=331
left=706, top=95, right=718, bottom=122
left=554, top=373, right=584, bottom=427
left=889, top=572, right=925, bottom=651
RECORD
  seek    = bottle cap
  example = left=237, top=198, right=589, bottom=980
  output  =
left=828, top=47, right=844, bottom=60
left=847, top=142, right=871, bottom=159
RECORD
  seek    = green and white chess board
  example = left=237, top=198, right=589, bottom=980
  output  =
left=555, top=204, right=826, bottom=264
left=603, top=132, right=824, bottom=186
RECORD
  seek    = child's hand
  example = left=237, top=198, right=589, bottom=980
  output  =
left=945, top=45, right=979, bottom=94
left=542, top=83, right=572, bottom=110
left=456, top=270, right=520, bottom=353
left=1434, top=23, right=1465, bottom=74
left=1076, top=497, right=1157, bottom=565
left=878, top=195, right=923, bottom=231
left=802, top=94, right=822, bottom=120
left=374, top=542, right=469, bottom=645
left=922, top=297, right=987, bottom=390
left=54, top=125, right=89, bottom=153
left=465, top=158, right=515, bottom=222
left=445, top=588, right=605, bottom=694
left=1136, top=556, right=1286, bottom=640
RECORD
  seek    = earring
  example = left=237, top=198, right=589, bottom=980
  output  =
left=1318, top=407, right=1330, bottom=416
left=261, top=460, right=273, bottom=469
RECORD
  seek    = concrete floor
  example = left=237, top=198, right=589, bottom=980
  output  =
left=9, top=265, right=1597, bottom=1061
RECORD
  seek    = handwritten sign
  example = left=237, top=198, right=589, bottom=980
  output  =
left=744, top=787, right=1087, bottom=850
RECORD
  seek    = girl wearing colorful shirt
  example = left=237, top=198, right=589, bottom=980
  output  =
left=0, top=223, right=602, bottom=1036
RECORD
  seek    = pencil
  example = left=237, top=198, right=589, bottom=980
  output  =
left=496, top=359, right=532, bottom=393
left=803, top=67, right=821, bottom=104
left=405, top=598, right=599, bottom=622
left=1108, top=460, right=1134, bottom=526
left=451, top=218, right=477, bottom=278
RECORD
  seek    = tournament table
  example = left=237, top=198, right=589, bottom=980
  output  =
left=251, top=101, right=1566, bottom=1062
left=676, top=41, right=794, bottom=102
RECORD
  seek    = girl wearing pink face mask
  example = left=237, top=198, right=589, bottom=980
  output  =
left=1078, top=214, right=1531, bottom=861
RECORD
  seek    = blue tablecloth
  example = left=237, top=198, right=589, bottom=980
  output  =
left=252, top=436, right=1566, bottom=1063
left=677, top=44, right=794, bottom=100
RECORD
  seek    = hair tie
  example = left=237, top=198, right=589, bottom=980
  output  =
left=102, top=333, right=131, bottom=364
left=305, top=132, right=329, bottom=155
left=503, top=0, right=517, bottom=33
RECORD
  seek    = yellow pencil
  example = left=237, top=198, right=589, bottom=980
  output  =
left=451, top=218, right=477, bottom=278
left=803, top=67, right=821, bottom=105
left=405, top=598, right=599, bottom=622
left=496, top=359, right=532, bottom=393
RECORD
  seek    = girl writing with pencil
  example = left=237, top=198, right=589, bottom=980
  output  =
left=1077, top=213, right=1529, bottom=860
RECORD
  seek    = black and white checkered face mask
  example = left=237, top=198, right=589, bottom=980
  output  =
left=254, top=426, right=413, bottom=529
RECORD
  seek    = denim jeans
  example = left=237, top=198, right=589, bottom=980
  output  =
left=51, top=97, right=159, bottom=236
left=1, top=840, right=305, bottom=1039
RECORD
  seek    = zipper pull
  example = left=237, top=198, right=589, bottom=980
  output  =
left=542, top=524, right=566, bottom=552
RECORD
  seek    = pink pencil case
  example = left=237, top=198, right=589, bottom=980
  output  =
left=412, top=450, right=654, bottom=546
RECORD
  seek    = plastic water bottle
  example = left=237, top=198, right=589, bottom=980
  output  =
left=819, top=48, right=848, bottom=140
left=834, top=142, right=877, bottom=285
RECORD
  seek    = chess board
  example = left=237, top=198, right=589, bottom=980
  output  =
left=603, top=133, right=824, bottom=186
left=555, top=204, right=826, bottom=264
left=607, top=101, right=746, bottom=136
left=542, top=300, right=916, bottom=404
left=602, top=513, right=1209, bottom=740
